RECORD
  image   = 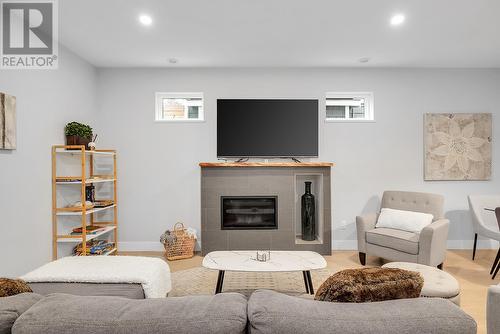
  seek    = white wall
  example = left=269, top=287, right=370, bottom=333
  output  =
left=0, top=46, right=97, bottom=277
left=2, top=58, right=497, bottom=277
left=96, top=68, right=500, bottom=252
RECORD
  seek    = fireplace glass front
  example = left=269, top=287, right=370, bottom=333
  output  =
left=221, top=196, right=277, bottom=230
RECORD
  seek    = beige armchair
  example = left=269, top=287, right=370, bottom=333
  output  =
left=356, top=191, right=449, bottom=268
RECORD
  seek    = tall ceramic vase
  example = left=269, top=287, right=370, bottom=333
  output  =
left=301, top=181, right=316, bottom=241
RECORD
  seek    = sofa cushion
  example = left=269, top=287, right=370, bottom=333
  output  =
left=366, top=228, right=419, bottom=254
left=0, top=293, right=43, bottom=334
left=315, top=268, right=423, bottom=303
left=248, top=289, right=477, bottom=334
left=376, top=208, right=433, bottom=233
left=12, top=293, right=247, bottom=334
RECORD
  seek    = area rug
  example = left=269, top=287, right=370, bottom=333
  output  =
left=169, top=267, right=333, bottom=297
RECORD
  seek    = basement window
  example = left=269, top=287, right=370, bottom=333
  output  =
left=325, top=92, right=374, bottom=122
left=155, top=92, right=204, bottom=122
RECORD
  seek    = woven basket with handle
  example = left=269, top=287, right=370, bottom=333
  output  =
left=163, top=223, right=196, bottom=261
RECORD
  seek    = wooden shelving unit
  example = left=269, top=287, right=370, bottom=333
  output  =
left=51, top=145, right=118, bottom=259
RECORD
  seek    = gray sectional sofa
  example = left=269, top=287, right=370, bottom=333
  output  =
left=488, top=285, right=500, bottom=334
left=1, top=290, right=477, bottom=334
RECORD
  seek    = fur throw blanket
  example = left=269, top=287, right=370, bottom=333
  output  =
left=21, top=256, right=171, bottom=298
left=315, top=267, right=423, bottom=303
left=0, top=278, right=32, bottom=297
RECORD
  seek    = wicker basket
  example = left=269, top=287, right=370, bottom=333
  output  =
left=162, top=223, right=196, bottom=261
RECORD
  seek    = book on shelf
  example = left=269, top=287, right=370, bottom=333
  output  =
left=73, top=240, right=115, bottom=256
left=93, top=200, right=114, bottom=208
left=70, top=225, right=106, bottom=235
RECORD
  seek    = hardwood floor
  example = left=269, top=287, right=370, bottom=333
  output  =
left=121, top=249, right=499, bottom=334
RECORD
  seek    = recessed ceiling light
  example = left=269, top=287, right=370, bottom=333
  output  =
left=168, top=58, right=178, bottom=64
left=358, top=57, right=370, bottom=63
left=390, top=14, right=405, bottom=26
left=391, top=14, right=406, bottom=26
left=139, top=14, right=153, bottom=26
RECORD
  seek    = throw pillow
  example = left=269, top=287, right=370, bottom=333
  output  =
left=376, top=208, right=433, bottom=233
left=0, top=293, right=43, bottom=334
left=315, top=267, right=423, bottom=303
left=0, top=278, right=32, bottom=297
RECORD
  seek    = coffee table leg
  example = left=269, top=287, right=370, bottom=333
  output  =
left=215, top=270, right=225, bottom=294
left=302, top=271, right=310, bottom=294
left=306, top=270, right=314, bottom=295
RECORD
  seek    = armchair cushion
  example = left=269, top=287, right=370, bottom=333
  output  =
left=366, top=228, right=419, bottom=255
left=376, top=208, right=433, bottom=233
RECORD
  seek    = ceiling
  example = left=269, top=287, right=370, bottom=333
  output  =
left=59, top=0, right=500, bottom=68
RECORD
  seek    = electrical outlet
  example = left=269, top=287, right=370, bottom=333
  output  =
left=340, top=220, right=347, bottom=229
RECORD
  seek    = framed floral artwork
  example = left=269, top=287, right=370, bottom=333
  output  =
left=424, top=113, right=492, bottom=181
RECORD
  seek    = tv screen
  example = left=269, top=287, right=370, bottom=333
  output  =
left=217, top=99, right=319, bottom=157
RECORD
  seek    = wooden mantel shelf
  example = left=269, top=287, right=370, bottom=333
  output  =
left=199, top=162, right=334, bottom=168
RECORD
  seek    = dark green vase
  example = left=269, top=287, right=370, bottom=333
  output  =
left=301, top=181, right=316, bottom=241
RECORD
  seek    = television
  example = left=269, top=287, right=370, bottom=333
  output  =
left=217, top=99, right=319, bottom=158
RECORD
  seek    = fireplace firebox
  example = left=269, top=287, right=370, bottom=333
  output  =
left=221, top=196, right=277, bottom=230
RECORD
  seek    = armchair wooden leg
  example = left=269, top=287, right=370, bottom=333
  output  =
left=472, top=233, right=478, bottom=260
left=359, top=252, right=366, bottom=265
left=493, top=260, right=500, bottom=280
left=490, top=248, right=500, bottom=275
left=437, top=263, right=443, bottom=270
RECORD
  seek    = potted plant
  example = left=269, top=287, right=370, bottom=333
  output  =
left=65, top=122, right=93, bottom=148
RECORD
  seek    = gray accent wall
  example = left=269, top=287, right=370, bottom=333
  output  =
left=201, top=167, right=332, bottom=255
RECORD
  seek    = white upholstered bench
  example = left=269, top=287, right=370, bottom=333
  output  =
left=21, top=256, right=171, bottom=299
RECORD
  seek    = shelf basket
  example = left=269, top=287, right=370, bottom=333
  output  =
left=161, top=223, right=196, bottom=261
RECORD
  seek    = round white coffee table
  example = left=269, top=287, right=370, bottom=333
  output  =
left=202, top=250, right=327, bottom=294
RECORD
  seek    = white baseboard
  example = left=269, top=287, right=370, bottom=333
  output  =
left=118, top=239, right=499, bottom=252
left=332, top=239, right=498, bottom=251
left=332, top=240, right=357, bottom=250
left=118, top=242, right=165, bottom=252
left=446, top=239, right=498, bottom=250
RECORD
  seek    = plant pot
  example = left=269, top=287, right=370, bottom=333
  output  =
left=66, top=135, right=91, bottom=149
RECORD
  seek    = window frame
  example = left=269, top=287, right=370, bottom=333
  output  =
left=154, top=92, right=205, bottom=122
left=325, top=92, right=374, bottom=122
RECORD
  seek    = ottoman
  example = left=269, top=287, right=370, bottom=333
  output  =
left=382, top=262, right=460, bottom=305
left=21, top=256, right=171, bottom=299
